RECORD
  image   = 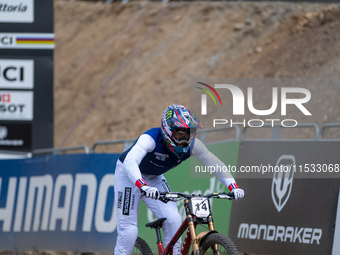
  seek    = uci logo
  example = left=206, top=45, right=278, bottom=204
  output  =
left=196, top=82, right=312, bottom=116
left=0, top=36, right=14, bottom=46
left=0, top=65, right=24, bottom=82
left=271, top=155, right=295, bottom=212
left=0, top=60, right=34, bottom=89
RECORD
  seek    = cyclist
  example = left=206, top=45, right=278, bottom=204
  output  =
left=114, top=104, right=245, bottom=255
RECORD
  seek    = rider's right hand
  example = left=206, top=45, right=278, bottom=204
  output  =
left=140, top=185, right=160, bottom=200
left=231, top=188, right=245, bottom=200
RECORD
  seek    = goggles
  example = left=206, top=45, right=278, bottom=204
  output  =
left=171, top=128, right=196, bottom=145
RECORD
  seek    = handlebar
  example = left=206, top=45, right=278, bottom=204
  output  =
left=157, top=192, right=235, bottom=203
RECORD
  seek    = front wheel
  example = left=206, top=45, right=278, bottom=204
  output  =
left=198, top=232, right=239, bottom=255
left=132, top=237, right=153, bottom=255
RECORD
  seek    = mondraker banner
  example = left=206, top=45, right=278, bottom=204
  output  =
left=228, top=141, right=340, bottom=255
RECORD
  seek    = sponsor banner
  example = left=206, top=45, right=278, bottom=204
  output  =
left=0, top=153, right=119, bottom=252
left=0, top=0, right=54, bottom=151
left=0, top=90, right=33, bottom=120
left=0, top=0, right=34, bottom=23
left=0, top=123, right=31, bottom=149
left=0, top=33, right=54, bottom=49
left=0, top=59, right=34, bottom=89
left=0, top=56, right=54, bottom=150
left=228, top=141, right=340, bottom=255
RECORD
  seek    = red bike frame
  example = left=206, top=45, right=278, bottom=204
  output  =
left=145, top=192, right=233, bottom=255
left=157, top=217, right=199, bottom=255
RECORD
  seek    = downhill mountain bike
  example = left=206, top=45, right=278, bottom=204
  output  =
left=133, top=191, right=239, bottom=255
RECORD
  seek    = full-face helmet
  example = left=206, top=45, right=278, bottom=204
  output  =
left=161, top=105, right=203, bottom=158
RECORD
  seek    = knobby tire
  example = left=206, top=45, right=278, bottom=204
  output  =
left=132, top=237, right=153, bottom=255
left=198, top=232, right=239, bottom=255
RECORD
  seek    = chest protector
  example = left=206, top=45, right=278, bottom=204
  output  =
left=119, top=128, right=193, bottom=175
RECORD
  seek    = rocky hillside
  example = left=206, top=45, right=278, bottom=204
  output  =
left=54, top=0, right=340, bottom=150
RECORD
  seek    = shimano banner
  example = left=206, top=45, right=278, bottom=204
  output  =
left=0, top=0, right=54, bottom=151
left=229, top=141, right=340, bottom=255
left=0, top=153, right=119, bottom=252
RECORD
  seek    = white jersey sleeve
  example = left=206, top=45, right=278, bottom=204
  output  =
left=121, top=134, right=156, bottom=185
left=192, top=138, right=236, bottom=188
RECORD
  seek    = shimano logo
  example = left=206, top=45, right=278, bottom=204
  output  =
left=237, top=223, right=322, bottom=245
left=0, top=173, right=117, bottom=233
left=0, top=3, right=27, bottom=12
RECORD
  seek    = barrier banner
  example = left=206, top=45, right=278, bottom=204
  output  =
left=229, top=141, right=340, bottom=255
left=0, top=154, right=119, bottom=252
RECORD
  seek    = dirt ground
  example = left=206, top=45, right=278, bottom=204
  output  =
left=53, top=0, right=340, bottom=150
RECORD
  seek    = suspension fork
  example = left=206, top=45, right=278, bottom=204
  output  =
left=208, top=215, right=220, bottom=255
left=184, top=199, right=199, bottom=255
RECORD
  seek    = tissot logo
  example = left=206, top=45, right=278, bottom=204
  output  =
left=0, top=0, right=34, bottom=23
left=0, top=91, right=33, bottom=120
left=271, top=155, right=295, bottom=212
left=0, top=93, right=10, bottom=102
left=0, top=59, right=34, bottom=89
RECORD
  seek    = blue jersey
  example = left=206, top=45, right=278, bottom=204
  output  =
left=119, top=128, right=193, bottom=175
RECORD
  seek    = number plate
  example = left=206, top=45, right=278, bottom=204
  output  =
left=190, top=197, right=210, bottom=218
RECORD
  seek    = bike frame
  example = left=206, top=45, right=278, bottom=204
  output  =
left=158, top=217, right=189, bottom=255
left=157, top=198, right=214, bottom=255
left=145, top=192, right=234, bottom=255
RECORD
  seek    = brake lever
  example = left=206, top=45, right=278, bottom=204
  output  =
left=217, top=192, right=235, bottom=200
left=159, top=196, right=171, bottom=203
